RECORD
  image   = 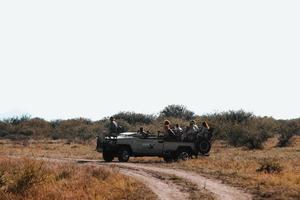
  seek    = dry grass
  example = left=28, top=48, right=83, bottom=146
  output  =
left=166, top=136, right=300, bottom=200
left=0, top=157, right=156, bottom=200
left=1, top=137, right=300, bottom=199
left=0, top=139, right=100, bottom=159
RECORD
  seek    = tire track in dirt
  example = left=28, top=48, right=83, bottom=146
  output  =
left=100, top=162, right=252, bottom=200
left=119, top=167, right=188, bottom=200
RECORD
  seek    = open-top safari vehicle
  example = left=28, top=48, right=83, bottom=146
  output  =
left=96, top=129, right=213, bottom=162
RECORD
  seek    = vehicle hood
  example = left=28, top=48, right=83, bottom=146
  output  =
left=117, top=132, right=138, bottom=139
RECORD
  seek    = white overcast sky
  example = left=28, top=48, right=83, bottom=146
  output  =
left=0, top=0, right=299, bottom=120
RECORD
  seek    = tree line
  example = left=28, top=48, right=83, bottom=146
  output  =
left=0, top=105, right=299, bottom=149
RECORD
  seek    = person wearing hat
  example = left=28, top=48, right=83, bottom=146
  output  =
left=109, top=117, right=119, bottom=137
left=164, top=120, right=176, bottom=140
left=138, top=127, right=148, bottom=138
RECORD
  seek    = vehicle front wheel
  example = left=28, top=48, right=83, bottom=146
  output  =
left=103, top=151, right=114, bottom=162
left=118, top=147, right=130, bottom=162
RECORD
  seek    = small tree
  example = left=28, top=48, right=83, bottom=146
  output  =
left=159, top=105, right=194, bottom=120
left=277, top=120, right=300, bottom=147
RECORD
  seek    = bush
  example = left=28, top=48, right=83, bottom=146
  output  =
left=256, top=159, right=283, bottom=174
left=160, top=105, right=194, bottom=120
left=113, top=112, right=155, bottom=124
left=277, top=120, right=300, bottom=147
left=0, top=130, right=9, bottom=137
left=226, top=119, right=274, bottom=149
left=3, top=115, right=31, bottom=125
left=50, top=132, right=60, bottom=140
left=201, top=110, right=255, bottom=139
left=53, top=118, right=106, bottom=141
left=277, top=133, right=294, bottom=147
left=221, top=110, right=254, bottom=123
left=0, top=168, right=5, bottom=187
left=7, top=160, right=46, bottom=194
left=56, top=167, right=74, bottom=180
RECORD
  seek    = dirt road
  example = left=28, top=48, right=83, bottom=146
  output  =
left=119, top=167, right=189, bottom=200
left=99, top=162, right=252, bottom=200
left=4, top=156, right=252, bottom=200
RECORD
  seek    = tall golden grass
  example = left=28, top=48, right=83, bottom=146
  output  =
left=169, top=137, right=300, bottom=200
left=0, top=139, right=100, bottom=160
left=0, top=157, right=155, bottom=200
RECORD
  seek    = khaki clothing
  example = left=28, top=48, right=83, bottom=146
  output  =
left=184, top=125, right=199, bottom=141
left=198, top=126, right=209, bottom=137
left=109, top=121, right=118, bottom=136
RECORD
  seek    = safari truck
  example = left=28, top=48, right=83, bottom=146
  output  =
left=96, top=131, right=212, bottom=162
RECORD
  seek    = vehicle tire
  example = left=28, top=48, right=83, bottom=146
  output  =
left=103, top=151, right=114, bottom=162
left=197, top=139, right=211, bottom=155
left=163, top=151, right=175, bottom=163
left=176, top=149, right=191, bottom=161
left=163, top=155, right=174, bottom=163
left=204, top=128, right=213, bottom=141
left=118, top=147, right=130, bottom=162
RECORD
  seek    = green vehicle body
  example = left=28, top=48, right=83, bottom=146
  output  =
left=97, top=132, right=212, bottom=162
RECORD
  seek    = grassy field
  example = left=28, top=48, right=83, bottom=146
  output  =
left=0, top=137, right=299, bottom=200
left=0, top=157, right=155, bottom=200
left=167, top=137, right=300, bottom=200
left=0, top=139, right=100, bottom=160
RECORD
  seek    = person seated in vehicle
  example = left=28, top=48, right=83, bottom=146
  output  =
left=164, top=120, right=176, bottom=140
left=181, top=126, right=189, bottom=141
left=185, top=120, right=199, bottom=141
left=108, top=117, right=119, bottom=137
left=198, top=121, right=213, bottom=140
left=137, top=127, right=148, bottom=138
left=173, top=123, right=183, bottom=141
left=174, top=124, right=183, bottom=133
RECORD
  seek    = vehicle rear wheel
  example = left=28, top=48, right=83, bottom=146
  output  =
left=118, top=147, right=130, bottom=162
left=197, top=139, right=211, bottom=155
left=163, top=156, right=174, bottom=163
left=103, top=151, right=114, bottom=162
left=177, top=149, right=191, bottom=161
left=163, top=151, right=175, bottom=163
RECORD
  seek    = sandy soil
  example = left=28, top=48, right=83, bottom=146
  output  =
left=101, top=162, right=252, bottom=200
left=120, top=167, right=188, bottom=200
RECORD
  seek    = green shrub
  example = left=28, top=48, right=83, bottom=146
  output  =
left=256, top=159, right=283, bottom=174
left=3, top=115, right=31, bottom=125
left=8, top=160, right=46, bottom=194
left=201, top=110, right=255, bottom=139
left=277, top=120, right=300, bottom=147
left=221, top=110, right=253, bottom=123
left=113, top=112, right=155, bottom=124
left=160, top=105, right=194, bottom=120
left=226, top=119, right=274, bottom=149
left=50, top=120, right=62, bottom=128
left=0, top=130, right=9, bottom=137
left=277, top=133, right=294, bottom=147
left=50, top=132, right=60, bottom=140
